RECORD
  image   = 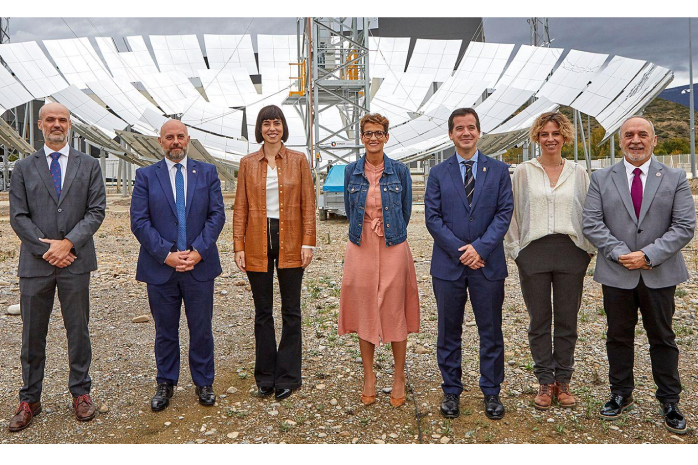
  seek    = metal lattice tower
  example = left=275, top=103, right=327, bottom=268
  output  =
left=287, top=17, right=371, bottom=168
left=0, top=17, right=9, bottom=47
left=528, top=18, right=552, bottom=47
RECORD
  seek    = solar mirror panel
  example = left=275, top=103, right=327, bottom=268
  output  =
left=406, top=39, right=461, bottom=82
left=139, top=71, right=204, bottom=115
left=494, top=45, right=563, bottom=92
left=204, top=34, right=258, bottom=75
left=51, top=85, right=127, bottom=133
left=421, top=76, right=489, bottom=113
left=198, top=68, right=259, bottom=107
left=0, top=65, right=34, bottom=112
left=43, top=38, right=112, bottom=89
left=368, top=37, right=410, bottom=79
left=257, top=35, right=296, bottom=70
left=97, top=36, right=159, bottom=82
left=488, top=96, right=559, bottom=135
left=456, top=42, right=515, bottom=87
left=474, top=86, right=535, bottom=133
left=181, top=99, right=243, bottom=138
left=570, top=56, right=647, bottom=117
left=536, top=50, right=608, bottom=106
left=150, top=35, right=207, bottom=78
left=0, top=41, right=69, bottom=98
left=596, top=64, right=673, bottom=134
left=85, top=76, right=161, bottom=127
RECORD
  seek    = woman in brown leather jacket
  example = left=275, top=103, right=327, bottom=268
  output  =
left=233, top=105, right=316, bottom=400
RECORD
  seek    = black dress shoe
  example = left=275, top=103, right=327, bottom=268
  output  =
left=440, top=393, right=460, bottom=419
left=599, top=394, right=633, bottom=419
left=195, top=385, right=216, bottom=406
left=151, top=383, right=174, bottom=412
left=660, top=402, right=687, bottom=434
left=258, top=386, right=274, bottom=397
left=275, top=388, right=293, bottom=400
left=484, top=395, right=505, bottom=420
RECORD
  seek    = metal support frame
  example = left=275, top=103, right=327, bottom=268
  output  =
left=576, top=110, right=592, bottom=176
left=689, top=18, right=696, bottom=178
left=610, top=134, right=615, bottom=164
left=290, top=17, right=371, bottom=167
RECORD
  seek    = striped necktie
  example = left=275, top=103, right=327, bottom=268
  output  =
left=174, top=163, right=186, bottom=251
left=462, top=160, right=475, bottom=206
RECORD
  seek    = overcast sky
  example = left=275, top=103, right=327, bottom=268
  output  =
left=6, top=17, right=698, bottom=88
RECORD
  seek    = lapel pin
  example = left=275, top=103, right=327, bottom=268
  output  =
left=483, top=167, right=487, bottom=172
left=655, top=172, right=661, bottom=177
left=192, top=170, right=197, bottom=174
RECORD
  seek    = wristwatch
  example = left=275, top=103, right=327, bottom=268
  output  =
left=643, top=253, right=652, bottom=267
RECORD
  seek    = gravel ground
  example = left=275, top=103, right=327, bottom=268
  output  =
left=0, top=192, right=697, bottom=444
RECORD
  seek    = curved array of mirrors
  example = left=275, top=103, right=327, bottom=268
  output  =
left=0, top=31, right=673, bottom=171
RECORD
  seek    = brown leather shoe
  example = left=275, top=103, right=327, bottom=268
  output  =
left=8, top=401, right=42, bottom=432
left=555, top=381, right=576, bottom=408
left=534, top=383, right=554, bottom=410
left=73, top=394, right=96, bottom=421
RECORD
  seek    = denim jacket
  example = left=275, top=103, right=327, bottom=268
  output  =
left=344, top=153, right=412, bottom=247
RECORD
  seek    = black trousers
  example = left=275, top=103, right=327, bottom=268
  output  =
left=516, top=235, right=590, bottom=384
left=247, top=218, right=304, bottom=389
left=19, top=270, right=92, bottom=403
left=602, top=278, right=681, bottom=403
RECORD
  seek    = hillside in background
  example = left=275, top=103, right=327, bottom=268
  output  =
left=503, top=97, right=698, bottom=163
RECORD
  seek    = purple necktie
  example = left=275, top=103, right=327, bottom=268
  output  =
left=49, top=152, right=62, bottom=199
left=631, top=167, right=642, bottom=219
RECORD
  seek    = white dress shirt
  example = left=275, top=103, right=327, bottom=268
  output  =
left=623, top=157, right=651, bottom=194
left=44, top=143, right=70, bottom=189
left=165, top=156, right=188, bottom=205
left=266, top=166, right=280, bottom=219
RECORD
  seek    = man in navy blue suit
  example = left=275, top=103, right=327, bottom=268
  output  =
left=131, top=119, right=226, bottom=411
left=425, top=108, right=513, bottom=420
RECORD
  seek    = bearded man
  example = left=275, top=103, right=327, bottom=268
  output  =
left=8, top=102, right=106, bottom=431
left=130, top=119, right=225, bottom=411
left=582, top=116, right=695, bottom=434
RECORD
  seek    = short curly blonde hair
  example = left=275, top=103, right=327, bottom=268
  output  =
left=529, top=112, right=574, bottom=145
left=360, top=113, right=390, bottom=134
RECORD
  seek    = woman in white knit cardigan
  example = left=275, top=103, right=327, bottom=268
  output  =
left=505, top=112, right=596, bottom=411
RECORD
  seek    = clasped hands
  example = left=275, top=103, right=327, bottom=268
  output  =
left=458, top=244, right=485, bottom=270
left=233, top=248, right=313, bottom=273
left=166, top=250, right=202, bottom=272
left=40, top=238, right=75, bottom=268
left=618, top=251, right=651, bottom=270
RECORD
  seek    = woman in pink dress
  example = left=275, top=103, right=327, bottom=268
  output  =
left=339, top=113, right=420, bottom=407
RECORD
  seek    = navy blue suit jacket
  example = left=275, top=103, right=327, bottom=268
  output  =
left=131, top=158, right=226, bottom=285
left=425, top=151, right=513, bottom=281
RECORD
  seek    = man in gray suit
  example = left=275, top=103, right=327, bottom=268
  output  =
left=8, top=102, right=106, bottom=432
left=583, top=115, right=695, bottom=434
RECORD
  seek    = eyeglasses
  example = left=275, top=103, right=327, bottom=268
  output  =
left=361, top=131, right=387, bottom=139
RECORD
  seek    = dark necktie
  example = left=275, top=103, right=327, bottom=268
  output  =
left=462, top=160, right=475, bottom=206
left=175, top=163, right=186, bottom=251
left=631, top=167, right=642, bottom=219
left=49, top=152, right=62, bottom=199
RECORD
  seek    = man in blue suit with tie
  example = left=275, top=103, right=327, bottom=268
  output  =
left=131, top=119, right=226, bottom=411
left=425, top=108, right=513, bottom=420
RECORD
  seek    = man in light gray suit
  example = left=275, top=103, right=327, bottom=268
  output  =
left=583, top=115, right=695, bottom=435
left=8, top=102, right=106, bottom=432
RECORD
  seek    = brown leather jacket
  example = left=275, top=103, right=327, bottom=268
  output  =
left=233, top=145, right=316, bottom=272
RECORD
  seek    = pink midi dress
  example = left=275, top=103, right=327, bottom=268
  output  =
left=338, top=160, right=420, bottom=346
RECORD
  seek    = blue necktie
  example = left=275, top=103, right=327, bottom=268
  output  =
left=175, top=163, right=186, bottom=251
left=49, top=152, right=62, bottom=198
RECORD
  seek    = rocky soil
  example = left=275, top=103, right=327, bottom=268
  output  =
left=1, top=192, right=697, bottom=444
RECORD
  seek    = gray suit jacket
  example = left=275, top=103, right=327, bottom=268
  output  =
left=9, top=147, right=106, bottom=278
left=582, top=157, right=695, bottom=289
